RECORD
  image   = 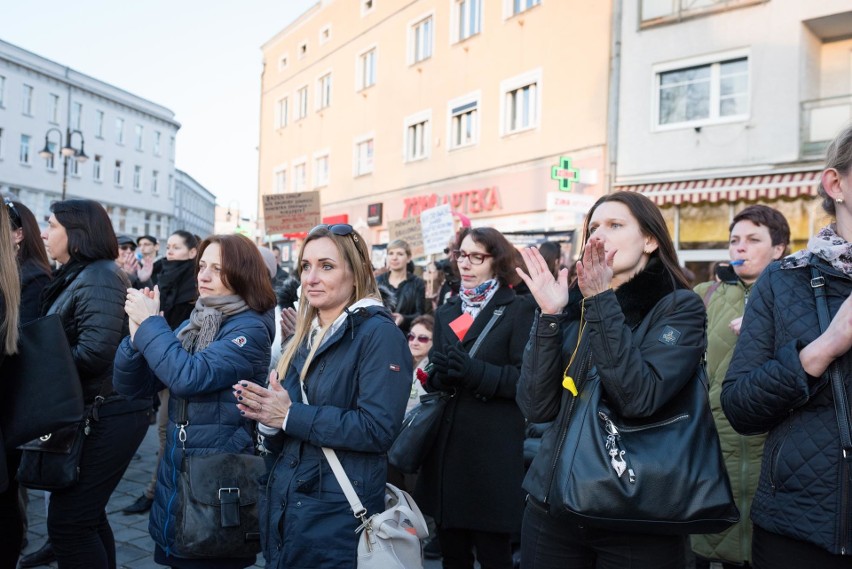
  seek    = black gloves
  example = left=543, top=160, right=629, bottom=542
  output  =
left=446, top=344, right=486, bottom=384
left=429, top=350, right=455, bottom=386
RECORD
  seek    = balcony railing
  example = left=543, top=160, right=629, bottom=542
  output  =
left=640, top=0, right=766, bottom=27
left=801, top=95, right=852, bottom=159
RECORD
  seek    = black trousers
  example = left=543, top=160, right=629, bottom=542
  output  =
left=520, top=499, right=686, bottom=569
left=0, top=449, right=24, bottom=569
left=752, top=525, right=852, bottom=569
left=438, top=526, right=513, bottom=569
left=47, top=409, right=149, bottom=569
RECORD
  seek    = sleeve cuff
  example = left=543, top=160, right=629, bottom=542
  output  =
left=257, top=423, right=282, bottom=435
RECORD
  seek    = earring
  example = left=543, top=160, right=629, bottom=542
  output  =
left=837, top=198, right=845, bottom=204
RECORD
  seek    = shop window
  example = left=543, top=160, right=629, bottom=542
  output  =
left=678, top=202, right=729, bottom=250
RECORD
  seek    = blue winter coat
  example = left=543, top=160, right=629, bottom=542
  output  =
left=260, top=305, right=411, bottom=569
left=113, top=308, right=275, bottom=558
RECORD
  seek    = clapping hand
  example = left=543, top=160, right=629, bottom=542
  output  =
left=516, top=247, right=570, bottom=315
left=576, top=237, right=615, bottom=298
left=234, top=370, right=292, bottom=429
left=125, top=286, right=161, bottom=340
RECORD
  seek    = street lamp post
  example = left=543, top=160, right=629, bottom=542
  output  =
left=38, top=127, right=88, bottom=201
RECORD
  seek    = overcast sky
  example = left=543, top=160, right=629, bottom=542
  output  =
left=0, top=0, right=317, bottom=217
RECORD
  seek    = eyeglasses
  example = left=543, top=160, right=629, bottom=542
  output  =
left=3, top=197, right=21, bottom=230
left=119, top=245, right=136, bottom=251
left=407, top=334, right=432, bottom=344
left=310, top=223, right=358, bottom=242
left=452, top=250, right=493, bottom=265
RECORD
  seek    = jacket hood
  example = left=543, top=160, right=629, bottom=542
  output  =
left=565, top=257, right=684, bottom=327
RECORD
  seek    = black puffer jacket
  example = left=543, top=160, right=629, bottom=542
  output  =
left=376, top=272, right=426, bottom=333
left=44, top=259, right=131, bottom=403
left=518, top=260, right=706, bottom=512
left=722, top=256, right=852, bottom=555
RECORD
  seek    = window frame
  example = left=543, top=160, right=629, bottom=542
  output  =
left=298, top=40, right=308, bottom=60
left=296, top=85, right=309, bottom=120
left=361, top=0, right=375, bottom=17
left=71, top=102, right=82, bottom=130
left=316, top=71, right=333, bottom=110
left=93, top=155, right=102, bottom=182
left=95, top=110, right=105, bottom=139
left=353, top=133, right=375, bottom=177
left=49, top=94, right=60, bottom=124
left=408, top=12, right=435, bottom=65
left=133, top=165, right=143, bottom=192
left=499, top=68, right=543, bottom=136
left=19, top=134, right=31, bottom=164
left=403, top=109, right=432, bottom=163
left=447, top=91, right=481, bottom=150
left=292, top=156, right=308, bottom=192
left=22, top=85, right=33, bottom=116
left=451, top=0, right=483, bottom=43
left=278, top=53, right=289, bottom=71
left=275, top=95, right=289, bottom=128
left=652, top=49, right=751, bottom=131
left=273, top=165, right=288, bottom=193
left=504, top=0, right=541, bottom=19
left=319, top=24, right=332, bottom=45
left=135, top=124, right=144, bottom=151
left=313, top=150, right=331, bottom=188
left=114, top=160, right=123, bottom=186
left=356, top=46, right=378, bottom=91
left=115, top=118, right=125, bottom=145
left=0, top=75, right=5, bottom=108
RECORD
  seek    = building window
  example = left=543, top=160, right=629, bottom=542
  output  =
left=152, top=170, right=159, bottom=194
left=274, top=167, right=287, bottom=193
left=508, top=0, right=540, bottom=17
left=298, top=41, right=308, bottom=59
left=114, top=160, right=123, bottom=185
left=115, top=118, right=124, bottom=144
left=319, top=25, right=332, bottom=45
left=49, top=94, right=60, bottom=124
left=361, top=0, right=374, bottom=16
left=69, top=157, right=79, bottom=176
left=22, top=85, right=33, bottom=115
left=0, top=76, right=5, bottom=107
left=72, top=102, right=82, bottom=130
left=297, top=86, right=309, bottom=120
left=96, top=110, right=104, bottom=138
left=19, top=135, right=30, bottom=164
left=154, top=131, right=161, bottom=155
left=0, top=128, right=4, bottom=159
left=135, top=125, right=144, bottom=151
left=133, top=165, right=142, bottom=191
left=317, top=73, right=332, bottom=109
left=279, top=54, right=289, bottom=70
left=501, top=69, right=542, bottom=135
left=358, top=48, right=377, bottom=90
left=409, top=15, right=434, bottom=64
left=354, top=136, right=374, bottom=176
left=314, top=154, right=330, bottom=187
left=656, top=55, right=749, bottom=128
left=404, top=111, right=431, bottom=162
left=449, top=95, right=479, bottom=149
left=276, top=97, right=289, bottom=128
left=168, top=174, right=174, bottom=199
left=93, top=155, right=102, bottom=181
left=44, top=142, right=57, bottom=170
left=454, top=0, right=482, bottom=42
left=293, top=161, right=307, bottom=191
left=170, top=136, right=175, bottom=161
left=641, top=0, right=763, bottom=25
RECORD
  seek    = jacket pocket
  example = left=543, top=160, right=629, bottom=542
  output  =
left=768, top=425, right=792, bottom=495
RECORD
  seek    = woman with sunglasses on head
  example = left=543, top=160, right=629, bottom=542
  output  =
left=37, top=199, right=153, bottom=569
left=114, top=234, right=275, bottom=569
left=406, top=314, right=434, bottom=414
left=234, top=224, right=411, bottom=568
left=515, top=191, right=705, bottom=569
left=415, top=227, right=536, bottom=569
left=376, top=239, right=428, bottom=333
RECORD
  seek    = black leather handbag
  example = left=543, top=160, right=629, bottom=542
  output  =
left=17, top=419, right=89, bottom=491
left=553, top=357, right=740, bottom=534
left=171, top=397, right=264, bottom=559
left=388, top=307, right=505, bottom=474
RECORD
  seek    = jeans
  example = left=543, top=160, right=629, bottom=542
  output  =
left=47, top=408, right=149, bottom=569
left=520, top=498, right=686, bottom=569
left=752, top=525, right=852, bottom=569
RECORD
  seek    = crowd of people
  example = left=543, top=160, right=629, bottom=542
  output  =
left=0, top=124, right=851, bottom=569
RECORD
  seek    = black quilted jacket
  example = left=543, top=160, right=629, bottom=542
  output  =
left=722, top=256, right=852, bottom=555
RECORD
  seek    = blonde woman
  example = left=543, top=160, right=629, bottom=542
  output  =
left=235, top=224, right=411, bottom=568
left=376, top=239, right=427, bottom=333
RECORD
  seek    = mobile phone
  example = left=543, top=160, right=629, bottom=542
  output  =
left=135, top=251, right=143, bottom=263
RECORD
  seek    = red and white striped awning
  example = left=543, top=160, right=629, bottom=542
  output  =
left=615, top=170, right=822, bottom=206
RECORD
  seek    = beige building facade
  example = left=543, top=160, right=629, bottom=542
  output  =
left=257, top=0, right=613, bottom=258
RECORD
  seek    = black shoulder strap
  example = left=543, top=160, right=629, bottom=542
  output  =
left=468, top=306, right=505, bottom=358
left=809, top=258, right=852, bottom=457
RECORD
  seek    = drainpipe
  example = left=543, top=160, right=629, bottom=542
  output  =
left=605, top=0, right=623, bottom=194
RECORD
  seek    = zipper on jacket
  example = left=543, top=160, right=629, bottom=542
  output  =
left=543, top=350, right=592, bottom=506
left=841, top=455, right=850, bottom=555
left=162, top=425, right=184, bottom=557
left=768, top=424, right=792, bottom=495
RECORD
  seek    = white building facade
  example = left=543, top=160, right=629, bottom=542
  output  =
left=614, top=0, right=852, bottom=280
left=0, top=39, right=180, bottom=241
left=173, top=169, right=216, bottom=240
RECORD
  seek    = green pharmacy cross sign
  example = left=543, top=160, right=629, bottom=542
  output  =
left=551, top=156, right=579, bottom=192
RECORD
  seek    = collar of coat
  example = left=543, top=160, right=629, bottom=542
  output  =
left=565, top=257, right=685, bottom=327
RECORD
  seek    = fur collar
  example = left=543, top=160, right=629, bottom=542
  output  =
left=565, top=257, right=684, bottom=327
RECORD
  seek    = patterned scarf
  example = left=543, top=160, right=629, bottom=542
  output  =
left=176, top=294, right=249, bottom=353
left=781, top=224, right=852, bottom=275
left=459, top=278, right=499, bottom=319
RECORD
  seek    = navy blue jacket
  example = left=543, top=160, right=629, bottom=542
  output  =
left=113, top=308, right=274, bottom=558
left=260, top=305, right=411, bottom=569
left=722, top=257, right=852, bottom=555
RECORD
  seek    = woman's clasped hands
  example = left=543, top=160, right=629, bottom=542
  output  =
left=234, top=370, right=292, bottom=430
left=125, top=285, right=161, bottom=340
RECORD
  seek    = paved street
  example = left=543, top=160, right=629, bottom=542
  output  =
left=20, top=423, right=443, bottom=568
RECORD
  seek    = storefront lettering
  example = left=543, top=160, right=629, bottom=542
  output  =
left=403, top=187, right=502, bottom=218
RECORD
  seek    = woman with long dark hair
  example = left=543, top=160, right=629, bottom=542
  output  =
left=114, top=234, right=276, bottom=569
left=11, top=200, right=51, bottom=324
left=38, top=199, right=151, bottom=568
left=416, top=226, right=536, bottom=569
left=516, top=191, right=705, bottom=569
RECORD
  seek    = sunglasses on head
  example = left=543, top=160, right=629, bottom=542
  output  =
left=4, top=197, right=21, bottom=230
left=310, top=223, right=358, bottom=241
left=407, top=333, right=432, bottom=344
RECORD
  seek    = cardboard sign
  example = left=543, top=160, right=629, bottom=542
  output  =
left=388, top=216, right=425, bottom=258
left=262, top=191, right=321, bottom=235
left=449, top=313, right=474, bottom=341
left=420, top=203, right=455, bottom=255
